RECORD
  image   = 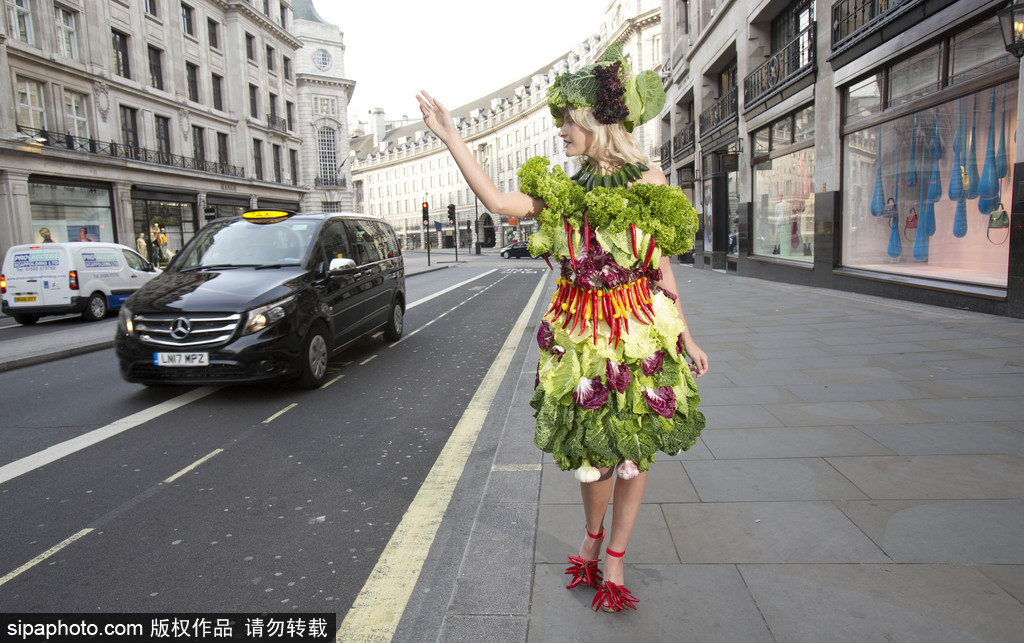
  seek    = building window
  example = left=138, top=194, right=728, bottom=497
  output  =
left=289, top=149, right=298, bottom=186
left=266, top=45, right=275, bottom=72
left=269, top=92, right=277, bottom=120
left=245, top=32, right=256, bottom=61
left=211, top=73, right=223, bottom=110
left=314, top=96, right=337, bottom=116
left=7, top=0, right=34, bottom=44
left=318, top=127, right=337, bottom=185
left=273, top=144, right=282, bottom=183
left=253, top=138, right=264, bottom=180
left=279, top=2, right=287, bottom=30
left=180, top=2, right=194, bottom=36
left=156, top=115, right=171, bottom=160
left=249, top=84, right=259, bottom=118
left=112, top=30, right=130, bottom=78
left=55, top=6, right=79, bottom=60
left=217, top=132, right=229, bottom=168
left=192, top=125, right=205, bottom=163
left=148, top=46, right=164, bottom=90
left=144, top=0, right=158, bottom=18
left=120, top=105, right=139, bottom=153
left=186, top=62, right=200, bottom=102
left=322, top=201, right=341, bottom=213
left=313, top=48, right=331, bottom=70
left=207, top=18, right=219, bottom=49
left=286, top=101, right=294, bottom=130
left=16, top=78, right=46, bottom=130
left=283, top=56, right=292, bottom=80
left=63, top=90, right=89, bottom=139
left=262, top=0, right=269, bottom=16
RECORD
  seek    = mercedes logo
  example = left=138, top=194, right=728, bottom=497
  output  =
left=169, top=317, right=191, bottom=340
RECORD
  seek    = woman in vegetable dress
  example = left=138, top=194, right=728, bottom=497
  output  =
left=417, top=43, right=707, bottom=613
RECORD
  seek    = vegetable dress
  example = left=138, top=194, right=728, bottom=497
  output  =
left=522, top=156, right=706, bottom=474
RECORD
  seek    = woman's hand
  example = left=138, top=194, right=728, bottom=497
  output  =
left=682, top=336, right=709, bottom=377
left=417, top=91, right=458, bottom=143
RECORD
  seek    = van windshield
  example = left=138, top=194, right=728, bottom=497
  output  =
left=172, top=219, right=316, bottom=271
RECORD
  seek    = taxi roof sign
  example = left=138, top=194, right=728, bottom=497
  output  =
left=242, top=209, right=296, bottom=224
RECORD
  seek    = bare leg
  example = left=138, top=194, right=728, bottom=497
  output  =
left=603, top=470, right=648, bottom=585
left=578, top=467, right=614, bottom=560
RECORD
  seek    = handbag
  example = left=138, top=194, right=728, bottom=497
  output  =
left=988, top=203, right=1010, bottom=244
left=884, top=197, right=898, bottom=218
left=904, top=207, right=918, bottom=240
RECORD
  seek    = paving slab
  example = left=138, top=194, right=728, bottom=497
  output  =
left=835, top=499, right=1024, bottom=564
left=683, top=458, right=869, bottom=502
left=826, top=454, right=1024, bottom=499
left=854, top=421, right=1024, bottom=455
left=739, top=563, right=1024, bottom=643
left=702, top=426, right=893, bottom=459
left=662, top=501, right=889, bottom=563
left=763, top=399, right=939, bottom=426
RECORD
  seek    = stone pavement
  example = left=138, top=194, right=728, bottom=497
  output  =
left=401, top=261, right=1024, bottom=643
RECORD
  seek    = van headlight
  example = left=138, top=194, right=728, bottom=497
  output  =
left=119, top=304, right=134, bottom=334
left=243, top=296, right=295, bottom=335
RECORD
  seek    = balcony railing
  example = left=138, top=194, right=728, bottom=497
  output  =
left=745, top=25, right=816, bottom=111
left=673, top=122, right=694, bottom=160
left=832, top=0, right=902, bottom=47
left=315, top=176, right=347, bottom=188
left=267, top=115, right=288, bottom=132
left=15, top=126, right=246, bottom=178
left=660, top=140, right=672, bottom=170
left=698, top=88, right=738, bottom=140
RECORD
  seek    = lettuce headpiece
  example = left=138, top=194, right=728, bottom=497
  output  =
left=547, top=43, right=666, bottom=133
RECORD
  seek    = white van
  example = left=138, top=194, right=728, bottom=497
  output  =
left=1, top=242, right=159, bottom=324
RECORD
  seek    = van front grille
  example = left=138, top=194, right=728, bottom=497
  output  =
left=134, top=313, right=242, bottom=348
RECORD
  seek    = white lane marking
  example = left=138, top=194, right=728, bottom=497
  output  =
left=336, top=271, right=547, bottom=641
left=389, top=275, right=508, bottom=348
left=406, top=269, right=497, bottom=310
left=262, top=403, right=298, bottom=424
left=0, top=386, right=222, bottom=486
left=0, top=528, right=94, bottom=588
left=164, top=449, right=224, bottom=483
left=360, top=355, right=377, bottom=366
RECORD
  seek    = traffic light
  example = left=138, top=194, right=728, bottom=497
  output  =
left=422, top=202, right=429, bottom=227
left=447, top=204, right=456, bottom=225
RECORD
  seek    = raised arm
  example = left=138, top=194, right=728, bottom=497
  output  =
left=417, top=91, right=544, bottom=218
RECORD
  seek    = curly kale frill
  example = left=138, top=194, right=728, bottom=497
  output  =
left=518, top=157, right=699, bottom=263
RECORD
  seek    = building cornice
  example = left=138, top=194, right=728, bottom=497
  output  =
left=218, top=0, right=303, bottom=49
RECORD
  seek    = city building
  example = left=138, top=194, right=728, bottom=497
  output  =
left=660, top=0, right=1023, bottom=317
left=0, top=0, right=354, bottom=265
left=349, top=1, right=664, bottom=252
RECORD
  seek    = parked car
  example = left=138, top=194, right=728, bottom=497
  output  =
left=1, top=242, right=159, bottom=324
left=500, top=241, right=533, bottom=259
left=115, top=210, right=405, bottom=388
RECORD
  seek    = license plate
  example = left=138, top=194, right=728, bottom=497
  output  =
left=14, top=296, right=37, bottom=303
left=154, top=352, right=209, bottom=367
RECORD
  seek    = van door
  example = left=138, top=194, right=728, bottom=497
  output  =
left=5, top=245, right=72, bottom=309
left=343, top=219, right=390, bottom=332
left=317, top=219, right=377, bottom=347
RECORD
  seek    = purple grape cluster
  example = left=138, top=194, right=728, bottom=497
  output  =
left=593, top=61, right=629, bottom=125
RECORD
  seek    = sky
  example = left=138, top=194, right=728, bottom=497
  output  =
left=312, top=1, right=606, bottom=126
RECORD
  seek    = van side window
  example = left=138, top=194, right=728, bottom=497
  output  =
left=122, top=249, right=151, bottom=271
left=369, top=221, right=400, bottom=258
left=344, top=220, right=381, bottom=266
left=322, top=220, right=353, bottom=264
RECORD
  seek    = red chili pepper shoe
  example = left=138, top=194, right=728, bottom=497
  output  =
left=565, top=526, right=604, bottom=590
left=592, top=548, right=638, bottom=613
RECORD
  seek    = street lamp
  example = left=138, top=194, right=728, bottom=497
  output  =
left=998, top=0, right=1024, bottom=59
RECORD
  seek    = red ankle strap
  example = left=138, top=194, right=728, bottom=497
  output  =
left=586, top=526, right=605, bottom=540
left=605, top=548, right=625, bottom=558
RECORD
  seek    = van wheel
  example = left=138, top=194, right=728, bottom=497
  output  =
left=383, top=299, right=404, bottom=341
left=297, top=323, right=330, bottom=389
left=82, top=293, right=108, bottom=321
left=13, top=314, right=38, bottom=325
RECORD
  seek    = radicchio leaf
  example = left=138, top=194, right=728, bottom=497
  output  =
left=605, top=360, right=631, bottom=394
left=677, top=332, right=685, bottom=356
left=537, top=321, right=554, bottom=350
left=551, top=345, right=566, bottom=362
left=643, top=386, right=676, bottom=418
left=573, top=376, right=609, bottom=410
left=642, top=350, right=665, bottom=376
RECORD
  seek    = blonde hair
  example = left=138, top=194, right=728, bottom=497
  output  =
left=565, top=106, right=648, bottom=168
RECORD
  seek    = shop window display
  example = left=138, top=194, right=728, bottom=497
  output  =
left=841, top=81, right=1015, bottom=287
left=28, top=181, right=115, bottom=244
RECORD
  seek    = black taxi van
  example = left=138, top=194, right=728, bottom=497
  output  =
left=115, top=210, right=405, bottom=387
